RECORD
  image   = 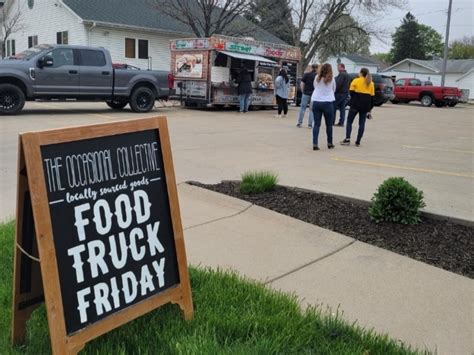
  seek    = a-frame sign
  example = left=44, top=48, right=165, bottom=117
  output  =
left=11, top=117, right=193, bottom=354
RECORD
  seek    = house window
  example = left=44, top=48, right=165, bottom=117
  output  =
left=80, top=49, right=106, bottom=66
left=138, top=39, right=148, bottom=59
left=6, top=39, right=16, bottom=56
left=125, top=38, right=135, bottom=58
left=28, top=35, right=38, bottom=48
left=56, top=31, right=68, bottom=45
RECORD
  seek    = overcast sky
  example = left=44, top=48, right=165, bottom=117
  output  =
left=369, top=0, right=474, bottom=53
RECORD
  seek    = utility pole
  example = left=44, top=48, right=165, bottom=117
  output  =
left=441, top=0, right=453, bottom=88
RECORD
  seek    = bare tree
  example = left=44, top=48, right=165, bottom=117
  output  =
left=1, top=3, right=25, bottom=58
left=287, top=0, right=402, bottom=74
left=151, top=0, right=251, bottom=38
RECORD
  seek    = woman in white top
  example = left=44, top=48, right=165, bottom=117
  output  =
left=310, top=63, right=336, bottom=150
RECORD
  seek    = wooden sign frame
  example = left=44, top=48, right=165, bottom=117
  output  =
left=11, top=117, right=193, bottom=354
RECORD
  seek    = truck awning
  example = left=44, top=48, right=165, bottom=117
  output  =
left=218, top=51, right=277, bottom=64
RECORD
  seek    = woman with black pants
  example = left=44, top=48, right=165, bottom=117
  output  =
left=341, top=68, right=375, bottom=147
left=274, top=69, right=290, bottom=118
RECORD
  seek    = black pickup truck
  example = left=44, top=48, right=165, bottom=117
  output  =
left=0, top=44, right=171, bottom=115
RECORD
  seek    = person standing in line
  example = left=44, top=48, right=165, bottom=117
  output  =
left=296, top=64, right=318, bottom=128
left=340, top=67, right=375, bottom=147
left=236, top=65, right=253, bottom=113
left=310, top=63, right=336, bottom=150
left=274, top=68, right=290, bottom=118
left=334, top=63, right=351, bottom=126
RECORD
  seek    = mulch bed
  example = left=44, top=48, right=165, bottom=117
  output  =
left=190, top=181, right=473, bottom=278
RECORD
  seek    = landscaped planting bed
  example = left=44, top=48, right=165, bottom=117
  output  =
left=191, top=181, right=473, bottom=278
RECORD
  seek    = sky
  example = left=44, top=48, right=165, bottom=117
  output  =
left=369, top=0, right=474, bottom=54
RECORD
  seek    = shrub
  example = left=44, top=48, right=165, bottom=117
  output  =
left=369, top=177, right=426, bottom=225
left=240, top=170, right=278, bottom=194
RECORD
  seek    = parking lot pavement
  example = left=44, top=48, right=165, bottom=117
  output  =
left=0, top=101, right=473, bottom=221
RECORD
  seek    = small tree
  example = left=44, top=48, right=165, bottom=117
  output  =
left=449, top=36, right=474, bottom=59
left=1, top=4, right=25, bottom=58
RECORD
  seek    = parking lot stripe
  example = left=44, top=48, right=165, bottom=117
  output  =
left=33, top=102, right=117, bottom=119
left=331, top=156, right=474, bottom=179
left=403, top=145, right=473, bottom=155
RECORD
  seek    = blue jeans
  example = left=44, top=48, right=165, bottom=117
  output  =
left=297, top=94, right=314, bottom=126
left=312, top=101, right=334, bottom=146
left=239, top=93, right=251, bottom=112
left=334, top=93, right=348, bottom=125
left=346, top=109, right=367, bottom=144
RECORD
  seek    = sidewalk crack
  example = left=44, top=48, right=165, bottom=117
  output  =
left=184, top=204, right=253, bottom=231
left=264, top=240, right=357, bottom=285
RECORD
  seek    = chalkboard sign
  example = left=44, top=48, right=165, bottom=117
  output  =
left=12, top=117, right=193, bottom=354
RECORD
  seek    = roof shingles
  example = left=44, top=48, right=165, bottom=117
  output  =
left=63, top=0, right=287, bottom=44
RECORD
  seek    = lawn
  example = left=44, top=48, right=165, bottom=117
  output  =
left=0, top=221, right=424, bottom=354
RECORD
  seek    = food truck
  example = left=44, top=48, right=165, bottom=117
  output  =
left=170, top=35, right=301, bottom=108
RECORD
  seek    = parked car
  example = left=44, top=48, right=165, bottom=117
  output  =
left=0, top=44, right=171, bottom=115
left=391, top=78, right=461, bottom=107
left=347, top=73, right=395, bottom=107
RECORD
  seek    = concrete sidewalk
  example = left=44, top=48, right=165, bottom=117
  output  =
left=178, top=183, right=473, bottom=355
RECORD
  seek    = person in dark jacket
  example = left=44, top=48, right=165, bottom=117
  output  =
left=340, top=67, right=375, bottom=147
left=236, top=66, right=253, bottom=113
left=334, top=63, right=351, bottom=126
left=297, top=64, right=317, bottom=128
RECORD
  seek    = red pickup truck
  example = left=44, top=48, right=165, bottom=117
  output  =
left=392, top=78, right=461, bottom=107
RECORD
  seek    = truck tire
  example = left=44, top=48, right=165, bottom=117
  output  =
left=106, top=100, right=128, bottom=110
left=130, top=87, right=155, bottom=113
left=448, top=102, right=457, bottom=107
left=390, top=100, right=399, bottom=104
left=420, top=94, right=433, bottom=107
left=0, top=84, right=25, bottom=115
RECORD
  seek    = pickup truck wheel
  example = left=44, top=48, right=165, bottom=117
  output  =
left=0, top=84, right=25, bottom=115
left=106, top=100, right=128, bottom=110
left=390, top=100, right=399, bottom=104
left=448, top=102, right=457, bottom=107
left=420, top=95, right=433, bottom=107
left=130, top=87, right=155, bottom=113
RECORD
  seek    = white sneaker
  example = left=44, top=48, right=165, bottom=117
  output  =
left=273, top=114, right=281, bottom=118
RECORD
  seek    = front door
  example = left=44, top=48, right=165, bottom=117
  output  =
left=34, top=48, right=80, bottom=96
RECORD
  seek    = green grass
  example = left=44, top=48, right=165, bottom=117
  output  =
left=240, top=171, right=278, bottom=194
left=0, top=221, right=426, bottom=354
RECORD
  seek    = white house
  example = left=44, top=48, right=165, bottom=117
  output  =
left=0, top=0, right=286, bottom=70
left=326, top=54, right=380, bottom=74
left=381, top=58, right=474, bottom=99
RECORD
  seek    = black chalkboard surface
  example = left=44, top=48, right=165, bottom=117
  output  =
left=40, top=129, right=180, bottom=335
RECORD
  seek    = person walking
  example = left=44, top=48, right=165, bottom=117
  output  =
left=297, top=64, right=317, bottom=128
left=340, top=68, right=375, bottom=147
left=334, top=63, right=351, bottom=126
left=274, top=68, right=290, bottom=118
left=311, top=63, right=336, bottom=150
left=236, top=66, right=253, bottom=113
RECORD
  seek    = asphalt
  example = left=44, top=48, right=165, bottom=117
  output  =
left=180, top=183, right=473, bottom=355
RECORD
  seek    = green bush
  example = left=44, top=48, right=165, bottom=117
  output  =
left=240, top=170, right=278, bottom=194
left=369, top=177, right=426, bottom=225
